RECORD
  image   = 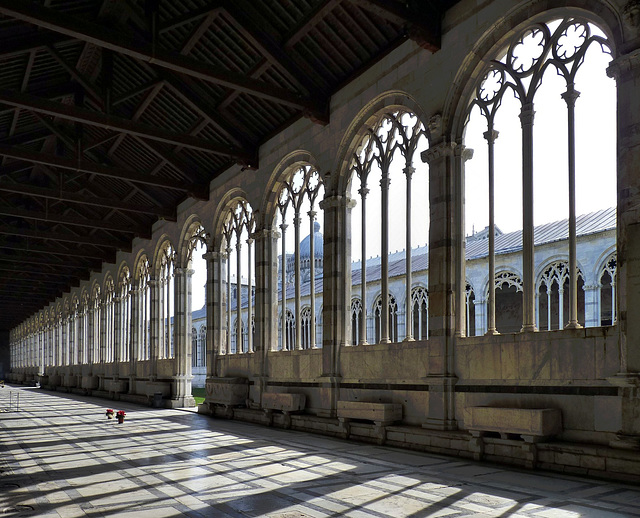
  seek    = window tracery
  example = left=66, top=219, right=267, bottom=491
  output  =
left=137, top=258, right=151, bottom=361
left=466, top=18, right=613, bottom=333
left=104, top=278, right=115, bottom=363
left=351, top=298, right=363, bottom=346
left=538, top=260, right=585, bottom=330
left=275, top=165, right=324, bottom=351
left=159, top=243, right=175, bottom=359
left=411, top=286, right=428, bottom=341
left=350, top=110, right=428, bottom=344
left=119, top=267, right=132, bottom=362
left=221, top=200, right=255, bottom=355
left=600, top=254, right=616, bottom=325
left=374, top=294, right=398, bottom=344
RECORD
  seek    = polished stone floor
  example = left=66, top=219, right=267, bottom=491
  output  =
left=1, top=386, right=639, bottom=518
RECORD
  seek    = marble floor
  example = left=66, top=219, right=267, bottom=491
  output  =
left=1, top=386, right=639, bottom=518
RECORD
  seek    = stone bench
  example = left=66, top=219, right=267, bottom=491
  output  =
left=262, top=393, right=306, bottom=429
left=337, top=401, right=403, bottom=444
left=466, top=407, right=562, bottom=467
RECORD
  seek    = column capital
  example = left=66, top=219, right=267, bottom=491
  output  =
left=454, top=144, right=474, bottom=162
left=483, top=129, right=499, bottom=144
left=319, top=194, right=356, bottom=210
left=421, top=141, right=456, bottom=164
left=561, top=86, right=580, bottom=107
left=519, top=103, right=535, bottom=126
left=202, top=251, right=220, bottom=262
left=253, top=227, right=280, bottom=241
left=403, top=166, right=416, bottom=178
left=607, top=47, right=640, bottom=81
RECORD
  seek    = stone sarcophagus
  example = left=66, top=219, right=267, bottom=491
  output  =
left=467, top=407, right=562, bottom=439
left=205, top=377, right=249, bottom=406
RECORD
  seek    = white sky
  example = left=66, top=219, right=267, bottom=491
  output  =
left=190, top=21, right=617, bottom=311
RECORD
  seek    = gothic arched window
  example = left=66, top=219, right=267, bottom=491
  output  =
left=104, top=278, right=115, bottom=363
left=465, top=18, right=614, bottom=333
left=158, top=243, right=175, bottom=359
left=374, top=294, right=398, bottom=344
left=538, top=261, right=584, bottom=330
left=411, top=286, right=428, bottom=341
left=350, top=110, right=428, bottom=344
left=600, top=254, right=616, bottom=326
left=137, top=257, right=151, bottom=361
left=119, top=267, right=131, bottom=362
left=351, top=298, right=363, bottom=346
left=221, top=200, right=255, bottom=355
left=275, top=165, right=324, bottom=351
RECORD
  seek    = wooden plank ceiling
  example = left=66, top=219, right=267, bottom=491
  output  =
left=0, top=0, right=454, bottom=330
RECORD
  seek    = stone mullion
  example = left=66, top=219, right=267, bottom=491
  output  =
left=484, top=129, right=499, bottom=335
left=226, top=247, right=232, bottom=353
left=236, top=238, right=243, bottom=353
left=359, top=186, right=369, bottom=345
left=308, top=211, right=316, bottom=348
left=247, top=238, right=254, bottom=353
left=454, top=144, right=473, bottom=338
left=129, top=288, right=139, bottom=386
left=148, top=279, right=159, bottom=380
left=520, top=103, right=536, bottom=332
left=279, top=220, right=287, bottom=350
left=404, top=166, right=415, bottom=342
left=380, top=172, right=391, bottom=343
left=421, top=138, right=458, bottom=431
left=562, top=85, right=582, bottom=329
left=218, top=252, right=226, bottom=355
left=294, top=213, right=302, bottom=350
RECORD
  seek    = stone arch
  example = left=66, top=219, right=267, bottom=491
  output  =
left=594, top=245, right=617, bottom=284
left=262, top=150, right=321, bottom=225
left=132, top=249, right=149, bottom=280
left=333, top=90, right=430, bottom=196
left=153, top=236, right=175, bottom=277
left=179, top=214, right=209, bottom=268
left=535, top=255, right=586, bottom=285
left=445, top=2, right=622, bottom=140
left=212, top=188, right=249, bottom=238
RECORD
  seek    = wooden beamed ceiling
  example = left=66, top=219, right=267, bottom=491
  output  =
left=0, top=0, right=454, bottom=330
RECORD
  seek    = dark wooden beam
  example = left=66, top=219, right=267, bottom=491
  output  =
left=0, top=224, right=129, bottom=250
left=0, top=88, right=254, bottom=161
left=284, top=0, right=342, bottom=48
left=0, top=252, right=101, bottom=270
left=0, top=0, right=325, bottom=114
left=0, top=240, right=110, bottom=260
left=347, top=0, right=440, bottom=52
left=0, top=31, right=74, bottom=60
left=159, top=5, right=223, bottom=34
left=0, top=204, right=148, bottom=236
left=0, top=143, right=204, bottom=195
left=0, top=181, right=175, bottom=218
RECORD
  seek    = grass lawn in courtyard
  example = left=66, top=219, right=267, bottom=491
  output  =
left=192, top=387, right=206, bottom=405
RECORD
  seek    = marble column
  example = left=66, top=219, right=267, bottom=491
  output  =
left=454, top=144, right=473, bottom=337
left=148, top=278, right=159, bottom=382
left=421, top=133, right=458, bottom=431
left=605, top=32, right=640, bottom=446
left=172, top=267, right=196, bottom=407
left=318, top=193, right=355, bottom=417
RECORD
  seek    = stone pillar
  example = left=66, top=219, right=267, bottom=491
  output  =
left=421, top=135, right=458, bottom=431
left=172, top=267, right=196, bottom=407
left=203, top=251, right=221, bottom=378
left=113, top=296, right=121, bottom=378
left=520, top=103, right=537, bottom=332
left=129, top=288, right=139, bottom=393
left=319, top=193, right=355, bottom=417
left=606, top=38, right=640, bottom=445
left=253, top=228, right=280, bottom=403
left=308, top=212, right=317, bottom=348
left=148, top=278, right=159, bottom=381
left=454, top=144, right=473, bottom=336
left=404, top=166, right=415, bottom=342
left=380, top=174, right=390, bottom=343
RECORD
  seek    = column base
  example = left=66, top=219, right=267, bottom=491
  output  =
left=422, top=418, right=458, bottom=431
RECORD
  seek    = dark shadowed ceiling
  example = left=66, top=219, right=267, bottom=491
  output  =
left=0, top=0, right=456, bottom=330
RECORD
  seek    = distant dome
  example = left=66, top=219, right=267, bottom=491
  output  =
left=300, top=221, right=323, bottom=258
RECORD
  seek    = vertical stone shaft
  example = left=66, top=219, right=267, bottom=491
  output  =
left=520, top=103, right=536, bottom=332
left=380, top=174, right=390, bottom=343
left=404, top=166, right=415, bottom=341
left=280, top=222, right=287, bottom=349
left=562, top=86, right=581, bottom=328
left=359, top=187, right=368, bottom=345
left=485, top=129, right=499, bottom=335
left=247, top=239, right=254, bottom=353
left=236, top=238, right=243, bottom=353
left=308, top=211, right=316, bottom=348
